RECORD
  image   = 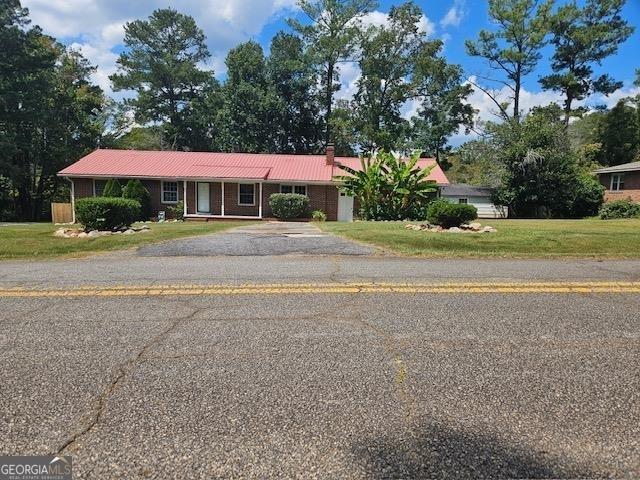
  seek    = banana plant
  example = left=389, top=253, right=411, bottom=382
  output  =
left=335, top=150, right=438, bottom=220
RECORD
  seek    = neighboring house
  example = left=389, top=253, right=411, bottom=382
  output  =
left=440, top=184, right=507, bottom=219
left=595, top=161, right=640, bottom=203
left=58, top=146, right=449, bottom=222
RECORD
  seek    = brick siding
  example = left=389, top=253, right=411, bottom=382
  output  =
left=72, top=177, right=342, bottom=220
left=71, top=178, right=185, bottom=218
left=600, top=171, right=640, bottom=202
left=72, top=178, right=93, bottom=199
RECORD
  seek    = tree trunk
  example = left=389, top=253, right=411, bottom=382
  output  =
left=513, top=67, right=521, bottom=123
left=563, top=94, right=573, bottom=127
left=325, top=61, right=334, bottom=145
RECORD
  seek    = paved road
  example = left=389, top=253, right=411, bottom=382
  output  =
left=1, top=243, right=639, bottom=478
left=139, top=222, right=375, bottom=256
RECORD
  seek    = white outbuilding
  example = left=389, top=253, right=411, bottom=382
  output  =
left=439, top=184, right=508, bottom=219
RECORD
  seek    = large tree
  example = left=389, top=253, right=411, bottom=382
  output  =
left=411, top=42, right=474, bottom=162
left=540, top=0, right=634, bottom=125
left=350, top=2, right=425, bottom=153
left=598, top=100, right=639, bottom=166
left=492, top=105, right=602, bottom=218
left=110, top=8, right=214, bottom=150
left=267, top=32, right=322, bottom=153
left=1, top=1, right=104, bottom=220
left=288, top=0, right=377, bottom=144
left=465, top=0, right=552, bottom=122
left=217, top=41, right=279, bottom=153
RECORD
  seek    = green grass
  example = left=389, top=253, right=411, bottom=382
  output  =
left=0, top=221, right=248, bottom=260
left=319, top=218, right=640, bottom=258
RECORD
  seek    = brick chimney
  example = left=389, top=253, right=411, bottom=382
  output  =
left=326, top=143, right=335, bottom=166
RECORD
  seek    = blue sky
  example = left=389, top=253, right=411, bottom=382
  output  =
left=21, top=0, right=640, bottom=141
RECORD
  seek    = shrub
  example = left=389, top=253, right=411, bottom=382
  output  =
left=122, top=179, right=152, bottom=220
left=167, top=201, right=184, bottom=220
left=311, top=210, right=327, bottom=221
left=75, top=197, right=140, bottom=231
left=599, top=200, right=640, bottom=220
left=426, top=199, right=478, bottom=228
left=102, top=179, right=122, bottom=197
left=269, top=193, right=310, bottom=219
left=569, top=174, right=605, bottom=218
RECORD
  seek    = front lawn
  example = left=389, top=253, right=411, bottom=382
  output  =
left=0, top=221, right=248, bottom=260
left=319, top=219, right=640, bottom=258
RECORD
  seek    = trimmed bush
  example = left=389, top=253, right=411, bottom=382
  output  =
left=426, top=199, right=478, bottom=228
left=102, top=179, right=122, bottom=197
left=122, top=179, right=152, bottom=220
left=75, top=197, right=141, bottom=231
left=311, top=210, right=327, bottom=221
left=599, top=200, right=640, bottom=219
left=269, top=193, right=310, bottom=219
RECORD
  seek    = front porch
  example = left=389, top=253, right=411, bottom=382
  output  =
left=182, top=180, right=266, bottom=220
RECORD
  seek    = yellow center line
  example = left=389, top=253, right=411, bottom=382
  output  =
left=0, top=282, right=639, bottom=298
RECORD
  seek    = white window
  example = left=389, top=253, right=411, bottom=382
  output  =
left=238, top=183, right=255, bottom=206
left=162, top=181, right=178, bottom=203
left=610, top=174, right=624, bottom=191
left=93, top=180, right=107, bottom=197
left=458, top=198, right=468, bottom=204
left=280, top=184, right=307, bottom=195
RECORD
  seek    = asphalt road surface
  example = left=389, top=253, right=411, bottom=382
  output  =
left=1, top=239, right=639, bottom=478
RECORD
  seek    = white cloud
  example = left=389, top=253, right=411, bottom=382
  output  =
left=359, top=10, right=435, bottom=37
left=591, top=85, right=640, bottom=108
left=335, top=62, right=361, bottom=101
left=418, top=15, right=436, bottom=37
left=440, top=0, right=466, bottom=28
left=22, top=0, right=299, bottom=95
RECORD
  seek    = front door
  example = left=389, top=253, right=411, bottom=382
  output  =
left=337, top=192, right=354, bottom=222
left=197, top=182, right=210, bottom=214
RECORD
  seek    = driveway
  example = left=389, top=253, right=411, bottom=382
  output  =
left=138, top=221, right=375, bottom=256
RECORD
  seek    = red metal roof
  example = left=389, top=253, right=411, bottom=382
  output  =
left=58, top=149, right=449, bottom=184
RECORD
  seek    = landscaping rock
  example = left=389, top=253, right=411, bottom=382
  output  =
left=448, top=227, right=462, bottom=233
left=87, top=230, right=101, bottom=238
left=482, top=226, right=497, bottom=233
left=78, top=232, right=88, bottom=238
left=53, top=228, right=69, bottom=238
left=469, top=222, right=482, bottom=231
left=123, top=229, right=135, bottom=235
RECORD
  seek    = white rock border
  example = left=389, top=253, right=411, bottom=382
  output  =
left=53, top=225, right=151, bottom=239
left=405, top=222, right=497, bottom=233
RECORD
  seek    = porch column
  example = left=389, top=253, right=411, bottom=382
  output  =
left=259, top=182, right=263, bottom=218
left=183, top=180, right=187, bottom=217
left=68, top=178, right=76, bottom=224
left=221, top=181, right=225, bottom=216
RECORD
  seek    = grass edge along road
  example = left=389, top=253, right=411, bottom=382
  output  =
left=0, top=221, right=251, bottom=260
left=1, top=281, right=639, bottom=298
left=319, top=218, right=640, bottom=258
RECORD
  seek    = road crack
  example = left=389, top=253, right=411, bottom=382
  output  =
left=54, top=305, right=201, bottom=455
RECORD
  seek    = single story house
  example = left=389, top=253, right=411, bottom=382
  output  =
left=595, top=161, right=640, bottom=203
left=58, top=146, right=449, bottom=222
left=439, top=184, right=507, bottom=219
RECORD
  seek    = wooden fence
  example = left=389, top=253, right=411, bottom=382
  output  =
left=51, top=202, right=73, bottom=224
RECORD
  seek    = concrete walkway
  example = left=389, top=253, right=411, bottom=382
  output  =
left=137, top=221, right=375, bottom=257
